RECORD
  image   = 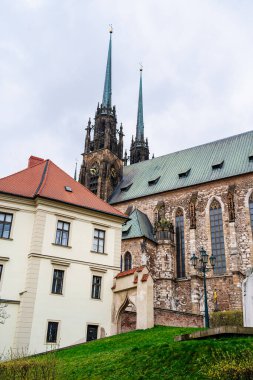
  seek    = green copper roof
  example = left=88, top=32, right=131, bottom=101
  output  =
left=122, top=208, right=156, bottom=242
left=136, top=69, right=144, bottom=140
left=102, top=32, right=112, bottom=108
left=110, top=130, right=253, bottom=204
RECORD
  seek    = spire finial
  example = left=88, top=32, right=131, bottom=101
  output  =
left=109, top=24, right=113, bottom=34
left=136, top=65, right=144, bottom=141
left=102, top=27, right=112, bottom=109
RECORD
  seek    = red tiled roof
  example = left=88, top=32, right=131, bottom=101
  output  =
left=133, top=276, right=138, bottom=284
left=115, top=266, right=145, bottom=278
left=141, top=273, right=149, bottom=282
left=0, top=157, right=127, bottom=219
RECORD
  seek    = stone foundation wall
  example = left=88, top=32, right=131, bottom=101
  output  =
left=154, top=308, right=203, bottom=328
left=120, top=309, right=203, bottom=330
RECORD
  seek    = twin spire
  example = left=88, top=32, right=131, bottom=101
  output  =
left=136, top=66, right=144, bottom=141
left=102, top=27, right=112, bottom=109
left=101, top=28, right=149, bottom=164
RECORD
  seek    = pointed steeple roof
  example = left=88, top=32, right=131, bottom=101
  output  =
left=102, top=28, right=112, bottom=108
left=136, top=67, right=144, bottom=141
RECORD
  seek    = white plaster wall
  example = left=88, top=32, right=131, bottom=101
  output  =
left=0, top=304, right=19, bottom=357
left=40, top=204, right=120, bottom=268
left=0, top=204, right=34, bottom=299
left=0, top=197, right=123, bottom=355
left=29, top=259, right=114, bottom=353
left=0, top=199, right=35, bottom=354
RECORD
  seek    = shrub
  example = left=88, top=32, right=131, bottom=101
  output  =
left=0, top=353, right=57, bottom=380
left=210, top=310, right=243, bottom=328
left=199, top=348, right=253, bottom=380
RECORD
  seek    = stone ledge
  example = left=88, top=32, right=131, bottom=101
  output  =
left=174, top=326, right=253, bottom=342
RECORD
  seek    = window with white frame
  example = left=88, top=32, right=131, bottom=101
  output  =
left=91, top=275, right=102, bottom=299
left=46, top=321, right=59, bottom=343
left=55, top=221, right=70, bottom=246
left=51, top=269, right=64, bottom=294
left=0, top=213, right=13, bottom=239
left=92, top=229, right=105, bottom=253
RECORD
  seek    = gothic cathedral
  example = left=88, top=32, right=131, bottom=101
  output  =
left=79, top=30, right=149, bottom=201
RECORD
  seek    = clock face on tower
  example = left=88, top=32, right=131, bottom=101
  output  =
left=90, top=165, right=99, bottom=176
left=110, top=167, right=116, bottom=178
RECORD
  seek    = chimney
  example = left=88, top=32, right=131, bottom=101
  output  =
left=28, top=156, right=44, bottom=168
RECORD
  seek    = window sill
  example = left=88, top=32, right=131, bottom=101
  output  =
left=91, top=297, right=102, bottom=301
left=45, top=342, right=58, bottom=345
left=51, top=293, right=64, bottom=296
left=0, top=237, right=13, bottom=241
left=52, top=243, right=72, bottom=249
left=90, top=250, right=108, bottom=255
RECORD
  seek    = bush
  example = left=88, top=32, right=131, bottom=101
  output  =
left=199, top=348, right=253, bottom=380
left=210, top=310, right=243, bottom=328
left=0, top=353, right=57, bottom=380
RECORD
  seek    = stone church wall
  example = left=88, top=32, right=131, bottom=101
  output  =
left=115, top=173, right=253, bottom=316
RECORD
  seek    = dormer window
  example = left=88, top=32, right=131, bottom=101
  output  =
left=249, top=155, right=253, bottom=162
left=148, top=177, right=160, bottom=186
left=122, top=225, right=132, bottom=237
left=212, top=161, right=224, bottom=170
left=121, top=183, right=133, bottom=192
left=178, top=169, right=191, bottom=179
left=65, top=186, right=72, bottom=192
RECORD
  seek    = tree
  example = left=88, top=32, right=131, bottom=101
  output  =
left=0, top=302, right=10, bottom=324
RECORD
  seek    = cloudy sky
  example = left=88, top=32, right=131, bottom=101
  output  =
left=1, top=0, right=253, bottom=178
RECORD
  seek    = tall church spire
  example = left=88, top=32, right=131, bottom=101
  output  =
left=79, top=27, right=123, bottom=201
left=130, top=66, right=150, bottom=165
left=102, top=27, right=112, bottom=109
left=136, top=67, right=144, bottom=141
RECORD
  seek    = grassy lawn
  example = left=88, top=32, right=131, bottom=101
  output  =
left=52, top=326, right=253, bottom=380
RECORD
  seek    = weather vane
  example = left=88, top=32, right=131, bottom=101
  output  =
left=109, top=24, right=113, bottom=33
left=139, top=62, right=143, bottom=72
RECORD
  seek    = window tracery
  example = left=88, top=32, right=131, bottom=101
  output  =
left=175, top=208, right=185, bottom=278
left=210, top=199, right=226, bottom=274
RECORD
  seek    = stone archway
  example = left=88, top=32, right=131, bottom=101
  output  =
left=111, top=266, right=154, bottom=335
left=117, top=297, right=137, bottom=333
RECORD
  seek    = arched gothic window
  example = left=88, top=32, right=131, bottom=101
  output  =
left=210, top=199, right=226, bottom=274
left=175, top=208, right=185, bottom=278
left=124, top=252, right=132, bottom=271
left=249, top=193, right=253, bottom=232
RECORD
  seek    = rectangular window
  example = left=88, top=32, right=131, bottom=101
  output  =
left=0, top=264, right=3, bottom=282
left=51, top=269, right=64, bottom=294
left=46, top=321, right=59, bottom=343
left=86, top=325, right=98, bottom=342
left=92, top=229, right=105, bottom=253
left=91, top=275, right=102, bottom=299
left=55, top=221, right=70, bottom=246
left=0, top=213, right=13, bottom=239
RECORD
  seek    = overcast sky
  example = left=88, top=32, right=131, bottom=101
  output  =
left=1, top=0, right=253, bottom=178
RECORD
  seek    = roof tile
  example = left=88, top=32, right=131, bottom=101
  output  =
left=110, top=130, right=253, bottom=204
left=0, top=157, right=126, bottom=219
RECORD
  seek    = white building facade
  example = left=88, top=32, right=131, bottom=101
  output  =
left=0, top=156, right=126, bottom=355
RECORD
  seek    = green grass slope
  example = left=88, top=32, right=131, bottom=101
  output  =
left=53, top=326, right=253, bottom=380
